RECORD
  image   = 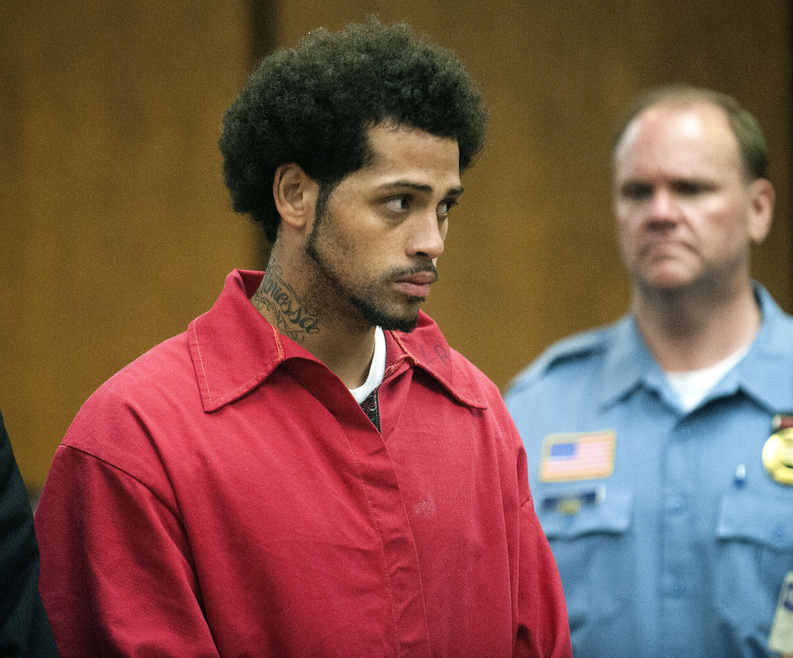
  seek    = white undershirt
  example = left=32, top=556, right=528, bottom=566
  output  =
left=349, top=326, right=387, bottom=403
left=665, top=342, right=752, bottom=412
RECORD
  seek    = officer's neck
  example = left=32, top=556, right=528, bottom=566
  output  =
left=632, top=277, right=761, bottom=372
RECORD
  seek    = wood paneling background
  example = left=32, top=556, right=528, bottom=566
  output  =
left=0, top=3, right=263, bottom=485
left=2, top=1, right=790, bottom=486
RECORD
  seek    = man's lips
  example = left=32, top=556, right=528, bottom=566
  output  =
left=393, top=271, right=436, bottom=298
left=641, top=237, right=692, bottom=258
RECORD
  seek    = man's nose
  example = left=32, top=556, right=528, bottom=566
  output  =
left=648, top=188, right=679, bottom=222
left=407, top=211, right=445, bottom=260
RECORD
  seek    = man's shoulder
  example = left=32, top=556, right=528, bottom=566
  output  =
left=506, top=322, right=622, bottom=399
left=101, top=331, right=193, bottom=398
left=65, top=331, right=196, bottom=448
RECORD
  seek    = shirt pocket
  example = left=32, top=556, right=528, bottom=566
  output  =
left=714, top=490, right=793, bottom=641
left=539, top=487, right=634, bottom=629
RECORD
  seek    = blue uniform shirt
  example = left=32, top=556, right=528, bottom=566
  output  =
left=505, top=284, right=793, bottom=657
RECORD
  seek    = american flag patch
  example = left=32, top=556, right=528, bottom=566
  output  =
left=539, top=431, right=615, bottom=482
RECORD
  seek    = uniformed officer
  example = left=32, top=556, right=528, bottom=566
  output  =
left=505, top=85, right=793, bottom=656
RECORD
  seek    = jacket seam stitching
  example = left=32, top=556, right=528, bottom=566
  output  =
left=191, top=318, right=285, bottom=407
left=58, top=444, right=178, bottom=518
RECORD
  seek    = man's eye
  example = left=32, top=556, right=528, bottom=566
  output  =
left=674, top=181, right=709, bottom=196
left=620, top=183, right=652, bottom=200
left=438, top=198, right=458, bottom=217
left=385, top=196, right=410, bottom=212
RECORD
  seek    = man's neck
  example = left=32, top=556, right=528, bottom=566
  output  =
left=250, top=260, right=377, bottom=389
left=632, top=278, right=761, bottom=372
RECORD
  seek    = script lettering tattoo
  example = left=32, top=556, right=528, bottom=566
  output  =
left=252, top=266, right=320, bottom=342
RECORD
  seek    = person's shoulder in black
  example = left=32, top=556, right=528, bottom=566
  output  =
left=0, top=410, right=59, bottom=657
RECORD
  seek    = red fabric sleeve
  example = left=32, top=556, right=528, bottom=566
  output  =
left=509, top=430, right=572, bottom=658
left=515, top=497, right=572, bottom=658
left=35, top=445, right=220, bottom=658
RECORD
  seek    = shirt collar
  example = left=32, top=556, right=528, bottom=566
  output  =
left=597, top=282, right=793, bottom=413
left=597, top=315, right=660, bottom=409
left=386, top=314, right=487, bottom=410
left=189, top=270, right=486, bottom=412
left=729, top=283, right=793, bottom=412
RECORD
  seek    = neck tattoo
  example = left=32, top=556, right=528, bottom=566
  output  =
left=252, top=265, right=320, bottom=342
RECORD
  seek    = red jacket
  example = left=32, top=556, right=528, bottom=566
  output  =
left=36, top=270, right=571, bottom=657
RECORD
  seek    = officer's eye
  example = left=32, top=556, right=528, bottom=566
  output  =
left=620, top=182, right=653, bottom=200
left=673, top=180, right=712, bottom=196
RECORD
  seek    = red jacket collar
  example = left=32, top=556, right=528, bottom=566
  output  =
left=189, top=270, right=487, bottom=412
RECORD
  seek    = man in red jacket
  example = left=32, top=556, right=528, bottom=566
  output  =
left=35, top=19, right=571, bottom=657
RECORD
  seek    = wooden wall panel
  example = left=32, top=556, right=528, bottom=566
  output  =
left=268, top=0, right=792, bottom=389
left=0, top=2, right=264, bottom=485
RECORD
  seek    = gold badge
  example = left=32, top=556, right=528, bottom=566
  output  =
left=763, top=426, right=793, bottom=486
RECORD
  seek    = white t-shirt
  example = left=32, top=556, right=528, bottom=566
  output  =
left=665, top=342, right=752, bottom=412
left=349, top=326, right=387, bottom=403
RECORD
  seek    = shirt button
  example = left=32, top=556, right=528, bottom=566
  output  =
left=665, top=574, right=686, bottom=598
left=667, top=496, right=686, bottom=515
left=773, top=524, right=789, bottom=548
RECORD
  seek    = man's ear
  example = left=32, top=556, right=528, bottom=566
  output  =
left=273, top=163, right=319, bottom=232
left=747, top=178, right=775, bottom=244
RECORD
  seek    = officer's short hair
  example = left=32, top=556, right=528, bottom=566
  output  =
left=612, top=84, right=768, bottom=182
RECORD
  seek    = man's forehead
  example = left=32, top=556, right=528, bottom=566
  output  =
left=620, top=102, right=734, bottom=150
left=614, top=102, right=741, bottom=176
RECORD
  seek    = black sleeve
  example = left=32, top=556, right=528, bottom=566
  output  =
left=0, top=410, right=59, bottom=657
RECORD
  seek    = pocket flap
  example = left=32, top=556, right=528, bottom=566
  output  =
left=539, top=487, right=633, bottom=540
left=716, top=490, right=793, bottom=550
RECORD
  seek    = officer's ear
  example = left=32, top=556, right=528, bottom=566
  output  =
left=747, top=178, right=774, bottom=244
left=273, top=163, right=319, bottom=234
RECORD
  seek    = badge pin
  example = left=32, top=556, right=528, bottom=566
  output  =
left=763, top=427, right=793, bottom=486
left=733, top=463, right=747, bottom=488
left=542, top=485, right=605, bottom=516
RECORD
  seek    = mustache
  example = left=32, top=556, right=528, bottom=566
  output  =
left=388, top=261, right=439, bottom=282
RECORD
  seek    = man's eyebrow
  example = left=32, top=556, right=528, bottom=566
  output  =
left=379, top=180, right=464, bottom=196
